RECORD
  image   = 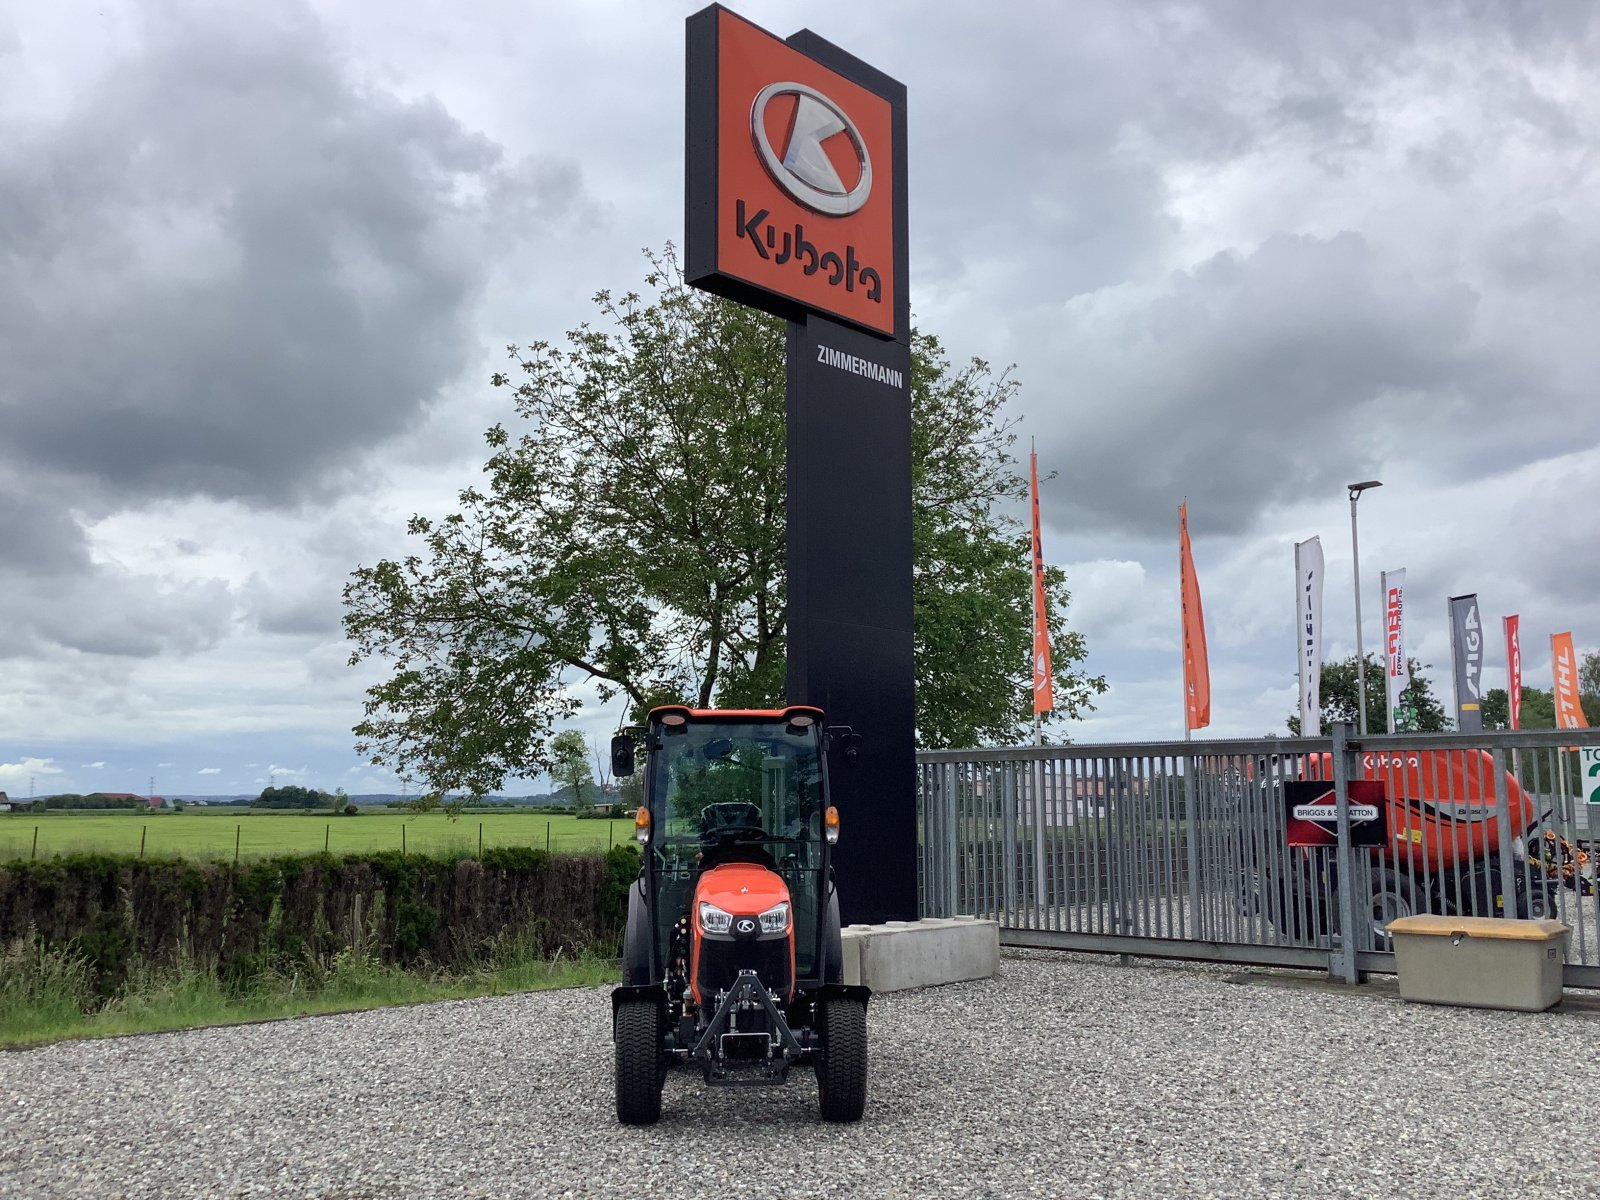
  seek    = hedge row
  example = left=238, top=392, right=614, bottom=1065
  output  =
left=0, top=844, right=641, bottom=995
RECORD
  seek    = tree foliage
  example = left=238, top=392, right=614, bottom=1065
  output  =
left=253, top=785, right=336, bottom=810
left=1285, top=655, right=1450, bottom=734
left=344, top=248, right=1104, bottom=794
left=550, top=730, right=594, bottom=807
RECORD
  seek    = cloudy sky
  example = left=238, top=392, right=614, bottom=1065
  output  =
left=3, top=1, right=1596, bottom=798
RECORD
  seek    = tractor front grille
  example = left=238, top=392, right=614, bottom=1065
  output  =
left=697, top=937, right=790, bottom=1001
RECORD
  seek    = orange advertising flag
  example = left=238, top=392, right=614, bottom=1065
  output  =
left=1030, top=447, right=1054, bottom=715
left=1179, top=504, right=1211, bottom=730
left=1552, top=632, right=1588, bottom=730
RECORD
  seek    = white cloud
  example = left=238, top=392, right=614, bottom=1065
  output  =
left=0, top=757, right=63, bottom=789
left=197, top=767, right=221, bottom=775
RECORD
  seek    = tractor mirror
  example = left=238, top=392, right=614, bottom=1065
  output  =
left=827, top=726, right=861, bottom=767
left=610, top=734, right=636, bottom=778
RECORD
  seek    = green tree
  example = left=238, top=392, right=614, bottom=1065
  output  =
left=1286, top=655, right=1450, bottom=735
left=344, top=248, right=1104, bottom=795
left=1482, top=686, right=1557, bottom=730
left=550, top=730, right=593, bottom=807
left=253, top=784, right=333, bottom=809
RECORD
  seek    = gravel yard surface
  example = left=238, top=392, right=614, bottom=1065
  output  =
left=4, top=950, right=1598, bottom=1199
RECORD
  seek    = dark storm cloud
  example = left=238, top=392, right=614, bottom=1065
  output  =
left=0, top=1, right=587, bottom=510
left=1031, top=231, right=1542, bottom=536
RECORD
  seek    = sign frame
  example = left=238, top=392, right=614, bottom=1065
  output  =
left=686, top=4, right=910, bottom=345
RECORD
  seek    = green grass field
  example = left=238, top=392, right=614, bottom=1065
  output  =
left=0, top=808, right=635, bottom=862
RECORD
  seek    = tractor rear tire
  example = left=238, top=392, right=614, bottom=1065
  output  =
left=816, top=997, right=868, bottom=1123
left=614, top=1001, right=664, bottom=1125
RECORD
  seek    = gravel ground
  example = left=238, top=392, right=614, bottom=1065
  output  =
left=3, top=950, right=1599, bottom=1200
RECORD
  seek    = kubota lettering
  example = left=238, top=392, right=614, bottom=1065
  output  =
left=735, top=200, right=882, bottom=303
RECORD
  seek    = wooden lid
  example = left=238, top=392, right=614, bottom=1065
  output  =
left=1387, top=914, right=1570, bottom=941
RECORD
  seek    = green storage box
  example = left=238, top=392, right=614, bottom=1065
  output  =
left=1388, top=914, right=1569, bottom=1012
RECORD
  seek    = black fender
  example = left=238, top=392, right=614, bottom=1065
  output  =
left=816, top=983, right=871, bottom=1008
left=818, top=879, right=844, bottom=984
left=620, top=877, right=655, bottom=986
left=610, top=983, right=669, bottom=1037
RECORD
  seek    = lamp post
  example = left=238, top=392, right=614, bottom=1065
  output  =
left=1348, top=480, right=1382, bottom=735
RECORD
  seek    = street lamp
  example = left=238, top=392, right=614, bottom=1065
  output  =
left=1348, top=480, right=1382, bottom=735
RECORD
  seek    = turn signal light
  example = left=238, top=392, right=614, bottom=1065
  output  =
left=824, top=805, right=840, bottom=844
left=634, top=807, right=651, bottom=843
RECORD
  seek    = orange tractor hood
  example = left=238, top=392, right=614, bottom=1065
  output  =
left=695, top=862, right=791, bottom=915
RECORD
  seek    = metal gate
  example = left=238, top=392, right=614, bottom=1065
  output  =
left=917, top=725, right=1600, bottom=987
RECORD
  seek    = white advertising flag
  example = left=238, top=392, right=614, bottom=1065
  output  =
left=1381, top=568, right=1410, bottom=732
left=1295, top=537, right=1324, bottom=736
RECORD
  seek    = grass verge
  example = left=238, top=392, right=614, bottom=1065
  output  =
left=0, top=933, right=620, bottom=1049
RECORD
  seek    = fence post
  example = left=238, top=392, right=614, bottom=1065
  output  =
left=140, top=826, right=146, bottom=859
left=1030, top=758, right=1046, bottom=924
left=479, top=822, right=484, bottom=857
left=32, top=826, right=39, bottom=861
left=235, top=824, right=241, bottom=865
left=1492, top=749, right=1516, bottom=916
left=1001, top=764, right=1018, bottom=922
left=944, top=765, right=960, bottom=918
left=1330, top=721, right=1362, bottom=984
left=325, top=824, right=330, bottom=854
left=1184, top=754, right=1202, bottom=939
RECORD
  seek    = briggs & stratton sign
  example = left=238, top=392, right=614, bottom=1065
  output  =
left=1283, top=780, right=1388, bottom=849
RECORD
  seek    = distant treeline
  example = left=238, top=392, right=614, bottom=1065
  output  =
left=38, top=794, right=146, bottom=811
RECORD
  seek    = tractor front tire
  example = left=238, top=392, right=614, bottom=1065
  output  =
left=816, top=997, right=868, bottom=1123
left=614, top=1000, right=664, bottom=1125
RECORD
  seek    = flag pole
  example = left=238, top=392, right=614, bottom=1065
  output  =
left=1032, top=439, right=1042, bottom=747
left=1181, top=500, right=1190, bottom=743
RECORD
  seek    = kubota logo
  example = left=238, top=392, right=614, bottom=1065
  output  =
left=734, top=918, right=757, bottom=935
left=750, top=82, right=872, bottom=216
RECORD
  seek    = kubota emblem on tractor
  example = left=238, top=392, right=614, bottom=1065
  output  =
left=609, top=705, right=870, bottom=1123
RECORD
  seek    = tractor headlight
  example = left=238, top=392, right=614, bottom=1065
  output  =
left=757, top=902, right=790, bottom=934
left=698, top=902, right=733, bottom=934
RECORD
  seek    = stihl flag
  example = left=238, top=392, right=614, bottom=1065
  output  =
left=1553, top=632, right=1588, bottom=730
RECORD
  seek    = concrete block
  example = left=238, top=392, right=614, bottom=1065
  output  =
left=839, top=917, right=1000, bottom=992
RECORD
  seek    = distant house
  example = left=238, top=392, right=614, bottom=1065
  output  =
left=91, top=792, right=170, bottom=809
left=0, top=791, right=15, bottom=813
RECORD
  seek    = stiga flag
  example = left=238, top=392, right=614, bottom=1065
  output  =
left=1382, top=569, right=1410, bottom=732
left=1448, top=594, right=1484, bottom=733
left=1030, top=447, right=1053, bottom=715
left=1179, top=504, right=1210, bottom=731
left=1552, top=632, right=1588, bottom=730
left=1295, top=537, right=1324, bottom=736
left=1504, top=615, right=1522, bottom=729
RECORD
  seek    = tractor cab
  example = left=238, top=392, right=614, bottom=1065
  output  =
left=609, top=704, right=869, bottom=1124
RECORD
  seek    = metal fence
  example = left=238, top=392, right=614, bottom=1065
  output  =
left=917, top=725, right=1600, bottom=988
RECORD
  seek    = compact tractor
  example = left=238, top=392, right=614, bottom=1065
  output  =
left=608, top=705, right=870, bottom=1124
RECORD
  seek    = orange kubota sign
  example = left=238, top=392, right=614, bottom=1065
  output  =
left=686, top=6, right=904, bottom=339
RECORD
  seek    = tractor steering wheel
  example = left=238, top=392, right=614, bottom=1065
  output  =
left=699, top=824, right=769, bottom=845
